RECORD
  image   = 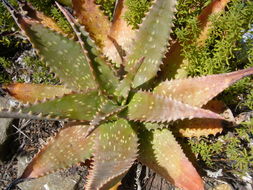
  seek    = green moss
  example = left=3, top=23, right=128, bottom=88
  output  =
left=175, top=0, right=210, bottom=28
left=0, top=57, right=12, bottom=69
left=243, top=89, right=253, bottom=110
left=0, top=57, right=12, bottom=83
left=96, top=0, right=116, bottom=20
left=189, top=138, right=223, bottom=167
left=0, top=0, right=21, bottom=48
left=124, top=0, right=151, bottom=28
left=50, top=7, right=72, bottom=34
left=26, top=0, right=54, bottom=14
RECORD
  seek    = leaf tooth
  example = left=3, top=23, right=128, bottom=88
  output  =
left=16, top=102, right=23, bottom=109
left=27, top=110, right=33, bottom=115
left=143, top=122, right=170, bottom=131
left=17, top=108, right=24, bottom=114
left=33, top=99, right=39, bottom=105
left=36, top=112, right=43, bottom=117
left=1, top=107, right=8, bottom=112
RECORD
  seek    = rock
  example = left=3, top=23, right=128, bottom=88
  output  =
left=212, top=183, right=232, bottom=190
left=235, top=111, right=253, bottom=124
left=17, top=156, right=80, bottom=190
left=0, top=97, right=13, bottom=162
left=0, top=97, right=12, bottom=143
left=0, top=116, right=12, bottom=144
left=206, top=169, right=223, bottom=178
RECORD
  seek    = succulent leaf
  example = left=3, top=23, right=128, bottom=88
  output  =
left=90, top=102, right=126, bottom=126
left=56, top=3, right=120, bottom=95
left=21, top=90, right=108, bottom=121
left=21, top=124, right=94, bottom=178
left=125, top=0, right=177, bottom=87
left=128, top=91, right=223, bottom=123
left=2, top=83, right=72, bottom=103
left=72, top=0, right=135, bottom=65
left=154, top=67, right=253, bottom=107
left=72, top=0, right=111, bottom=47
left=86, top=119, right=138, bottom=190
left=10, top=10, right=97, bottom=91
left=175, top=100, right=227, bottom=137
left=176, top=118, right=224, bottom=138
left=138, top=128, right=204, bottom=190
left=104, top=0, right=136, bottom=64
left=138, top=100, right=227, bottom=138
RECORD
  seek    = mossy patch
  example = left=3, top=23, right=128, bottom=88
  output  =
left=0, top=57, right=12, bottom=84
left=124, top=0, right=151, bottom=28
left=0, top=0, right=21, bottom=48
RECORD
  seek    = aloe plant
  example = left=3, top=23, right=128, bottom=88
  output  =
left=1, top=0, right=253, bottom=190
